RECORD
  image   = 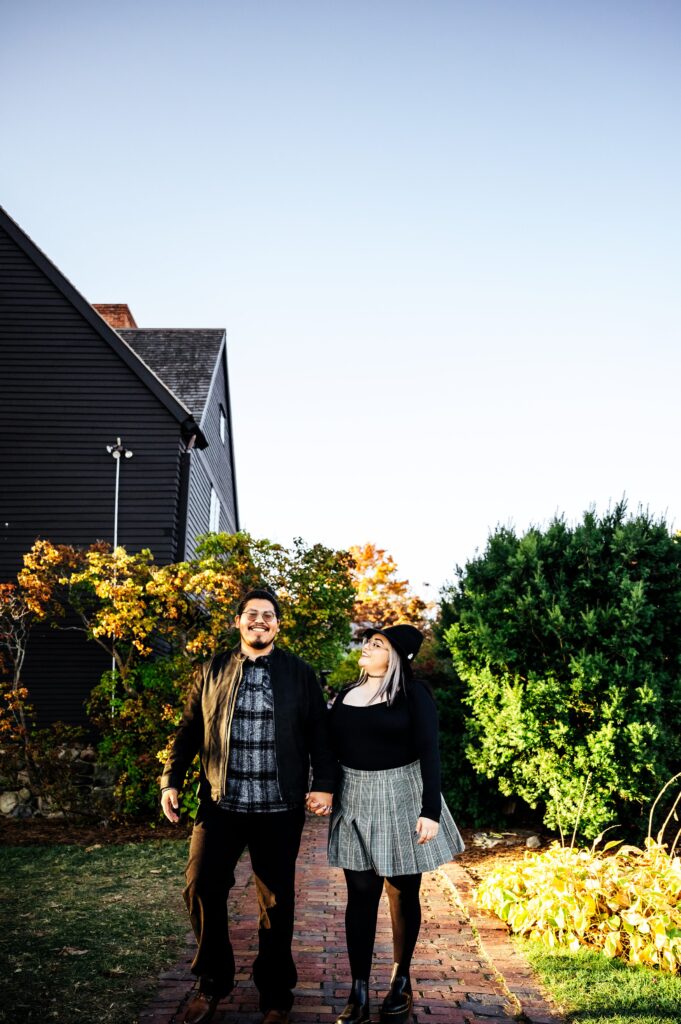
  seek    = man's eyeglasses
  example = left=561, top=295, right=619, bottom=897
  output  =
left=242, top=609, right=277, bottom=624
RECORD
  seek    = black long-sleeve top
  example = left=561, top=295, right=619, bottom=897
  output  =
left=328, top=679, right=442, bottom=821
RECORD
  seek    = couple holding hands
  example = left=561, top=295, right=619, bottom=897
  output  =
left=161, top=588, right=464, bottom=1024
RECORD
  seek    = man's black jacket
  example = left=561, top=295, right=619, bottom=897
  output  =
left=160, top=646, right=337, bottom=804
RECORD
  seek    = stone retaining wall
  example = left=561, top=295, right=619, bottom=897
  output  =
left=0, top=744, right=116, bottom=819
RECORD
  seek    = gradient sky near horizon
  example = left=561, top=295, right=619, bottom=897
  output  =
left=3, top=1, right=680, bottom=598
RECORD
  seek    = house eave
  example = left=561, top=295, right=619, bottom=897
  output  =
left=0, top=205, right=199, bottom=432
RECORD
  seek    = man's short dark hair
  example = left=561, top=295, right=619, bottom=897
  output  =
left=237, top=588, right=281, bottom=620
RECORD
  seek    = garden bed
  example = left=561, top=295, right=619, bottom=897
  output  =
left=0, top=817, right=548, bottom=856
left=0, top=815, right=193, bottom=846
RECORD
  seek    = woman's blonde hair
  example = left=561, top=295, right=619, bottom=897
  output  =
left=351, top=640, right=405, bottom=706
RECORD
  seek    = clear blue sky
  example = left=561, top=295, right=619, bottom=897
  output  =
left=3, top=1, right=680, bottom=597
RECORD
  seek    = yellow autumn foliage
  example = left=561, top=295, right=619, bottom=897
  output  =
left=475, top=839, right=681, bottom=973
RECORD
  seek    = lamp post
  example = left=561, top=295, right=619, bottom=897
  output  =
left=106, top=438, right=133, bottom=714
left=106, top=437, right=133, bottom=550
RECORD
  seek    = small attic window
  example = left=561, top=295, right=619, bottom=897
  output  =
left=219, top=406, right=226, bottom=443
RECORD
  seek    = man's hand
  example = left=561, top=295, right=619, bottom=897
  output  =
left=306, top=791, right=333, bottom=816
left=415, top=816, right=439, bottom=844
left=161, top=788, right=180, bottom=823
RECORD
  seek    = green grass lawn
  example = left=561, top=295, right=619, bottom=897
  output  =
left=519, top=939, right=681, bottom=1024
left=0, top=841, right=191, bottom=1024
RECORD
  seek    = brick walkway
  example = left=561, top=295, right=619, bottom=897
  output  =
left=140, top=816, right=563, bottom=1024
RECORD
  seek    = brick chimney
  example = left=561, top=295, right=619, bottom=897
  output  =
left=92, top=303, right=138, bottom=329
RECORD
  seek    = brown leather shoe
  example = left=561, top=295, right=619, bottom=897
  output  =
left=183, top=991, right=220, bottom=1024
left=262, top=1011, right=290, bottom=1024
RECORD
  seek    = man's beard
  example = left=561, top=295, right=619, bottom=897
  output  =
left=247, top=635, right=271, bottom=649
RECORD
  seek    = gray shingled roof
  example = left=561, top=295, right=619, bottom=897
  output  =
left=119, top=329, right=225, bottom=420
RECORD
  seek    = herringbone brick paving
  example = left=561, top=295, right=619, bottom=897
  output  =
left=140, top=816, right=563, bottom=1024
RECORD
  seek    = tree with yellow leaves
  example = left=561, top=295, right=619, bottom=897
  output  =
left=2, top=539, right=82, bottom=715
left=349, top=542, right=430, bottom=632
left=0, top=583, right=36, bottom=743
left=2, top=541, right=87, bottom=795
left=182, top=532, right=355, bottom=670
left=5, top=532, right=356, bottom=817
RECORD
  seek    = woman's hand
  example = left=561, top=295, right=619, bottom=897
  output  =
left=415, top=816, right=439, bottom=844
left=306, top=791, right=333, bottom=815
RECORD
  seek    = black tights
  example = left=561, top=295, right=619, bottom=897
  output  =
left=343, top=868, right=422, bottom=979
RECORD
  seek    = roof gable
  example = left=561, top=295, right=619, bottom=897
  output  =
left=119, top=329, right=225, bottom=421
left=0, top=206, right=206, bottom=444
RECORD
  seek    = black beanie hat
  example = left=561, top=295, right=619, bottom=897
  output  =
left=362, top=623, right=424, bottom=663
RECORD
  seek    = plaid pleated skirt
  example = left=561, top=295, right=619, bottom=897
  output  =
left=327, top=760, right=465, bottom=876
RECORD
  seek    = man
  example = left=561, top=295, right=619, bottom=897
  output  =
left=161, top=588, right=336, bottom=1024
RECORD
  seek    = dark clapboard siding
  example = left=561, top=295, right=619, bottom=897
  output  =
left=184, top=453, right=213, bottom=560
left=114, top=328, right=239, bottom=560
left=0, top=222, right=186, bottom=724
left=0, top=226, right=185, bottom=568
left=200, top=347, right=238, bottom=525
left=184, top=345, right=239, bottom=558
left=26, top=627, right=111, bottom=728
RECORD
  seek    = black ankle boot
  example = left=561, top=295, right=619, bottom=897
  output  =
left=379, top=963, right=413, bottom=1023
left=335, top=978, right=370, bottom=1024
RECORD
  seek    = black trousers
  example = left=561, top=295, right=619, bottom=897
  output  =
left=183, top=801, right=306, bottom=1012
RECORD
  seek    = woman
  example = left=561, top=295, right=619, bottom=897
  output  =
left=323, top=624, right=464, bottom=1024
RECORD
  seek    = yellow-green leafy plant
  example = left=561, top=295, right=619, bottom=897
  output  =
left=475, top=776, right=681, bottom=973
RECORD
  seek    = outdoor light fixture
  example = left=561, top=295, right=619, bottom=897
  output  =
left=106, top=437, right=133, bottom=717
left=106, top=443, right=134, bottom=461
left=106, top=437, right=133, bottom=549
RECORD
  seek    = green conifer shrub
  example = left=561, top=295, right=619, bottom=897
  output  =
left=441, top=502, right=681, bottom=838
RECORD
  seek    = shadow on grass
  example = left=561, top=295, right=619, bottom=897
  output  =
left=519, top=941, right=681, bottom=1024
left=0, top=841, right=190, bottom=1024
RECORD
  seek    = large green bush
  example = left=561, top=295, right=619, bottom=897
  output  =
left=419, top=636, right=503, bottom=827
left=442, top=503, right=681, bottom=838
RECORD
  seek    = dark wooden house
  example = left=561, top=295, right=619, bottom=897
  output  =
left=0, top=206, right=239, bottom=724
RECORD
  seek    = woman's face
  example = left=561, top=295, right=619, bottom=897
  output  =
left=358, top=634, right=391, bottom=675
